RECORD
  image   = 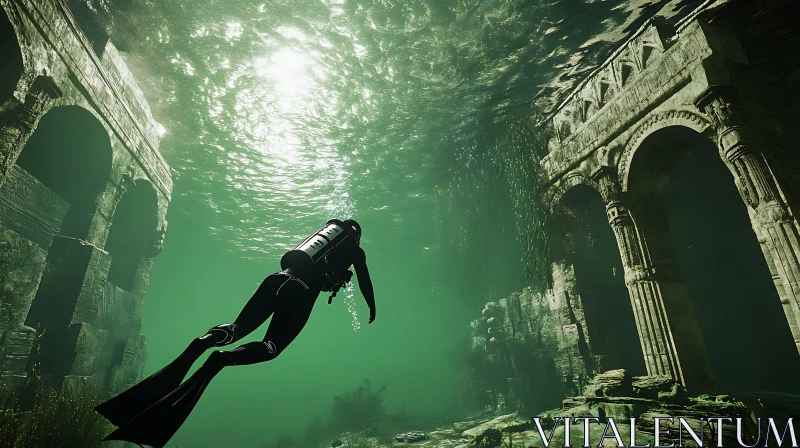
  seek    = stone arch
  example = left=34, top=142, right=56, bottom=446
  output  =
left=19, top=105, right=115, bottom=380
left=625, top=124, right=800, bottom=393
left=548, top=178, right=646, bottom=376
left=0, top=4, right=25, bottom=105
left=618, top=110, right=710, bottom=190
left=546, top=172, right=596, bottom=214
left=15, top=105, right=113, bottom=240
left=105, top=177, right=159, bottom=292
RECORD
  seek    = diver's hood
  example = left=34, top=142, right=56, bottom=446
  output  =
left=279, top=219, right=360, bottom=278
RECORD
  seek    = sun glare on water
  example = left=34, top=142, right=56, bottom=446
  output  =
left=255, top=47, right=317, bottom=108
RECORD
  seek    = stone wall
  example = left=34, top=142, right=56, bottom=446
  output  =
left=464, top=262, right=593, bottom=414
left=0, top=0, right=171, bottom=407
left=0, top=166, right=70, bottom=247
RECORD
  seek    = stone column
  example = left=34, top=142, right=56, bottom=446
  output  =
left=0, top=76, right=62, bottom=187
left=696, top=86, right=800, bottom=354
left=593, top=169, right=715, bottom=394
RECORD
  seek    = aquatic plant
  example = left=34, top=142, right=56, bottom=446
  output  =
left=296, top=379, right=408, bottom=447
left=338, top=431, right=372, bottom=448
left=329, top=379, right=387, bottom=434
left=0, top=384, right=110, bottom=448
left=503, top=430, right=515, bottom=448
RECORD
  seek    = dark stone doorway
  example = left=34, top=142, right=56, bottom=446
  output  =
left=557, top=185, right=647, bottom=376
left=631, top=125, right=800, bottom=394
left=667, top=136, right=800, bottom=394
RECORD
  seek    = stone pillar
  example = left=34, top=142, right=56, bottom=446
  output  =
left=696, top=86, right=800, bottom=354
left=593, top=169, right=715, bottom=394
left=0, top=76, right=62, bottom=187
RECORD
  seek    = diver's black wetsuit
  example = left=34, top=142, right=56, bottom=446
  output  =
left=96, top=219, right=375, bottom=448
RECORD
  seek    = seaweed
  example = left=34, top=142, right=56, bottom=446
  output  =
left=329, top=379, right=387, bottom=434
left=0, top=384, right=110, bottom=448
left=295, top=379, right=411, bottom=447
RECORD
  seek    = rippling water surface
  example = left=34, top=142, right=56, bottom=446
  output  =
left=69, top=0, right=700, bottom=445
left=87, top=0, right=668, bottom=251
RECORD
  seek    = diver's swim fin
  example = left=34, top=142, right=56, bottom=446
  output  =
left=95, top=340, right=208, bottom=426
left=102, top=364, right=218, bottom=448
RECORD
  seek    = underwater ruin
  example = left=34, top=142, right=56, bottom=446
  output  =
left=0, top=0, right=799, bottom=447
left=0, top=0, right=170, bottom=415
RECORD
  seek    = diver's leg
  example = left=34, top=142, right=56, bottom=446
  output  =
left=215, top=285, right=319, bottom=366
left=170, top=283, right=318, bottom=373
left=96, top=273, right=290, bottom=427
left=201, top=272, right=294, bottom=345
left=102, top=282, right=315, bottom=448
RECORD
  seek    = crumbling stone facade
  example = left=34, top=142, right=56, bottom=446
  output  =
left=467, top=0, right=800, bottom=411
left=464, top=263, right=590, bottom=414
left=0, top=0, right=171, bottom=407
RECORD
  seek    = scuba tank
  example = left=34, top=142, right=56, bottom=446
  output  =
left=279, top=219, right=357, bottom=283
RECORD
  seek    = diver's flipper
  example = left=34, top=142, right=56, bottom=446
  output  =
left=95, top=341, right=207, bottom=426
left=102, top=364, right=217, bottom=448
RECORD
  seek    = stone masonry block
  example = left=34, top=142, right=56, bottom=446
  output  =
left=68, top=322, right=109, bottom=377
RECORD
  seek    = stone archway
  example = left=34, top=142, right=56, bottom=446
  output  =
left=0, top=6, right=24, bottom=106
left=627, top=124, right=800, bottom=393
left=102, top=178, right=158, bottom=388
left=106, top=179, right=159, bottom=292
left=14, top=106, right=112, bottom=240
left=551, top=182, right=647, bottom=377
left=17, top=105, right=114, bottom=382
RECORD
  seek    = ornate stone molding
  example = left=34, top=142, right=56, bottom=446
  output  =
left=618, top=109, right=710, bottom=190
left=546, top=171, right=598, bottom=215
left=695, top=86, right=781, bottom=210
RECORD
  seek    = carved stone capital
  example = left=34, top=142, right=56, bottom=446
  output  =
left=694, top=86, right=756, bottom=154
left=694, top=86, right=743, bottom=130
left=591, top=165, right=621, bottom=199
left=591, top=167, right=633, bottom=228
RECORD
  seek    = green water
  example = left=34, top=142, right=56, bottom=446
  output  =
left=70, top=0, right=665, bottom=446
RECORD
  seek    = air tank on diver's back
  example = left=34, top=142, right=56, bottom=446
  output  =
left=279, top=219, right=357, bottom=280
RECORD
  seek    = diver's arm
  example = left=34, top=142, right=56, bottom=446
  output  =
left=353, top=247, right=376, bottom=323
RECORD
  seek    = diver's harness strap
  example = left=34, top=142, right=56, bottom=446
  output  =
left=326, top=269, right=353, bottom=304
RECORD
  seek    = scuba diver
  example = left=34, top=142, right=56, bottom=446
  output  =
left=95, top=219, right=375, bottom=448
